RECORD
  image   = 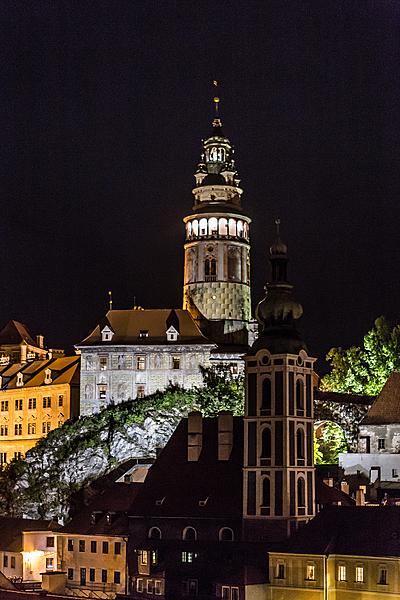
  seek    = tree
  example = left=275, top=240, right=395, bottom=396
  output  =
left=315, top=422, right=347, bottom=464
left=321, top=316, right=400, bottom=396
left=193, top=367, right=244, bottom=416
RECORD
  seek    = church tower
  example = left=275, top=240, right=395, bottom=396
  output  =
left=183, top=96, right=252, bottom=346
left=243, top=223, right=316, bottom=541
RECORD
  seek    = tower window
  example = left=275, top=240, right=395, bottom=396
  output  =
left=297, top=477, right=306, bottom=508
left=205, top=257, right=217, bottom=282
left=296, top=428, right=305, bottom=463
left=296, top=379, right=304, bottom=415
left=261, top=378, right=271, bottom=414
left=262, top=477, right=271, bottom=507
left=261, top=428, right=271, bottom=460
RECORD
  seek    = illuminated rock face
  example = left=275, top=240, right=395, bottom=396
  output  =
left=182, top=118, right=253, bottom=346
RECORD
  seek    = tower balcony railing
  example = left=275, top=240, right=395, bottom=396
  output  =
left=205, top=275, right=217, bottom=282
left=185, top=232, right=249, bottom=244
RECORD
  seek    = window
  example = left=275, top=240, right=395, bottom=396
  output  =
left=0, top=453, right=7, bottom=465
left=296, top=428, right=305, bottom=462
left=0, top=425, right=8, bottom=436
left=16, top=373, right=23, bottom=387
left=44, top=369, right=52, bottom=384
left=14, top=424, right=22, bottom=436
left=28, top=423, right=36, bottom=435
left=147, top=580, right=154, bottom=594
left=114, top=541, right=121, bottom=555
left=276, top=563, right=285, bottom=579
left=99, top=356, right=108, bottom=371
left=3, top=555, right=8, bottom=568
left=114, top=571, right=121, bottom=584
left=338, top=565, right=347, bottom=581
left=262, top=477, right=271, bottom=507
left=154, top=580, right=162, bottom=595
left=43, top=397, right=51, bottom=408
left=1, top=401, right=8, bottom=412
left=42, top=421, right=51, bottom=434
left=14, top=451, right=22, bottom=460
left=181, top=551, right=198, bottom=563
left=139, top=330, right=149, bottom=338
left=89, top=569, right=95, bottom=582
left=79, top=540, right=85, bottom=552
left=67, top=568, right=74, bottom=580
left=219, top=527, right=234, bottom=541
left=136, top=578, right=144, bottom=592
left=137, top=385, right=145, bottom=399
left=297, top=477, right=306, bottom=508
left=67, top=539, right=74, bottom=551
left=151, top=550, right=158, bottom=565
left=102, top=541, right=109, bottom=554
left=355, top=566, right=364, bottom=583
left=172, top=356, right=180, bottom=370
left=231, top=588, right=239, bottom=600
left=28, top=398, right=36, bottom=409
left=101, top=569, right=107, bottom=583
left=393, top=469, right=399, bottom=478
left=378, top=438, right=386, bottom=450
left=136, top=355, right=146, bottom=370
left=378, top=567, right=388, bottom=585
left=261, top=378, right=271, bottom=413
left=261, top=428, right=271, bottom=459
left=10, top=557, right=15, bottom=569
left=296, top=379, right=304, bottom=415
left=91, top=540, right=97, bottom=553
left=98, top=385, right=107, bottom=400
left=221, top=587, right=230, bottom=600
left=148, top=527, right=162, bottom=540
left=306, top=564, right=315, bottom=580
left=101, top=327, right=113, bottom=342
left=46, top=537, right=55, bottom=548
left=182, top=526, right=197, bottom=541
left=15, top=399, right=22, bottom=411
left=58, top=395, right=64, bottom=407
left=46, top=558, right=54, bottom=571
left=139, top=551, right=148, bottom=565
left=204, top=257, right=217, bottom=281
left=166, top=327, right=178, bottom=341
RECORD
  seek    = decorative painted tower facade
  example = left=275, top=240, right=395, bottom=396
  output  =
left=183, top=99, right=252, bottom=346
left=243, top=225, right=316, bottom=541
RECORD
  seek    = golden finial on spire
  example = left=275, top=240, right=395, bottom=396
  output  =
left=108, top=290, right=113, bottom=310
left=212, top=80, right=222, bottom=127
left=275, top=217, right=281, bottom=236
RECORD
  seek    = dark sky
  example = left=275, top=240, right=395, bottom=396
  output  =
left=1, top=1, right=400, bottom=370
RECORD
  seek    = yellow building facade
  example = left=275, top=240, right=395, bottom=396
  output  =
left=0, top=356, right=80, bottom=463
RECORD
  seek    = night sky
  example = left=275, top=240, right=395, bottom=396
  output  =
left=2, top=1, right=400, bottom=371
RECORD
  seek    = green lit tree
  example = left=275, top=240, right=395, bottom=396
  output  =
left=315, top=421, right=348, bottom=464
left=321, top=316, right=400, bottom=396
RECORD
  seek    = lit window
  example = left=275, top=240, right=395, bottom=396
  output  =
left=355, top=566, right=364, bottom=582
left=276, top=563, right=285, bottom=579
left=58, top=395, right=64, bottom=406
left=137, top=385, right=145, bottom=399
left=338, top=565, right=347, bottom=581
left=166, top=326, right=179, bottom=341
left=45, top=558, right=54, bottom=571
left=101, top=327, right=113, bottom=342
left=181, top=551, right=198, bottom=563
left=378, top=568, right=388, bottom=585
left=98, top=385, right=107, bottom=400
left=136, top=355, right=146, bottom=370
left=306, top=564, right=315, bottom=580
left=139, top=330, right=149, bottom=338
left=378, top=438, right=386, bottom=450
left=172, top=356, right=180, bottom=370
left=139, top=551, right=148, bottom=565
left=99, top=356, right=108, bottom=371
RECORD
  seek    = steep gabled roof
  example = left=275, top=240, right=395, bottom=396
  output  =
left=0, top=517, right=59, bottom=552
left=78, top=309, right=213, bottom=346
left=0, top=320, right=37, bottom=346
left=276, top=505, right=400, bottom=557
left=362, top=372, right=400, bottom=424
left=129, top=417, right=244, bottom=519
left=1, top=356, right=80, bottom=390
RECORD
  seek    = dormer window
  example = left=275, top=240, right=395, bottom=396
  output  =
left=44, top=369, right=52, bottom=384
left=139, top=330, right=149, bottom=338
left=166, top=326, right=179, bottom=342
left=101, top=326, right=113, bottom=342
left=16, top=373, right=23, bottom=387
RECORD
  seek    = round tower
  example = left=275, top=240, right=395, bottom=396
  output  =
left=183, top=101, right=252, bottom=343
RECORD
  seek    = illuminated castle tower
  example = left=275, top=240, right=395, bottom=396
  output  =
left=183, top=96, right=252, bottom=347
left=243, top=224, right=316, bottom=541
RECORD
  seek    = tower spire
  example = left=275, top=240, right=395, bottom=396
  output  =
left=212, top=80, right=222, bottom=129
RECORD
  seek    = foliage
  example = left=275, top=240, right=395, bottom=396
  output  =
left=314, top=421, right=348, bottom=464
left=313, top=433, right=323, bottom=465
left=321, top=316, right=400, bottom=396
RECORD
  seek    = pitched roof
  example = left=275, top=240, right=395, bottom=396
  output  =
left=129, top=417, right=244, bottom=519
left=0, top=517, right=59, bottom=552
left=362, top=372, right=400, bottom=424
left=78, top=309, right=213, bottom=346
left=315, top=478, right=355, bottom=507
left=315, top=390, right=374, bottom=406
left=0, top=356, right=80, bottom=390
left=277, top=505, right=400, bottom=557
left=0, top=320, right=37, bottom=346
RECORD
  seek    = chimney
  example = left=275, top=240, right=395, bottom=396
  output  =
left=323, top=477, right=334, bottom=487
left=20, top=343, right=27, bottom=364
left=218, top=411, right=233, bottom=461
left=340, top=481, right=350, bottom=495
left=356, top=487, right=365, bottom=506
left=187, top=411, right=203, bottom=462
left=36, top=334, right=44, bottom=349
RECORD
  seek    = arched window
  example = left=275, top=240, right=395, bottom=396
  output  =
left=148, top=527, right=162, bottom=540
left=297, top=477, right=306, bottom=508
left=262, top=477, right=271, bottom=507
left=237, top=220, right=244, bottom=237
left=218, top=527, right=234, bottom=542
left=199, top=218, right=208, bottom=236
left=244, top=222, right=249, bottom=239
left=219, top=217, right=228, bottom=235
left=296, top=379, right=304, bottom=415
left=192, top=220, right=199, bottom=236
left=261, top=428, right=271, bottom=459
left=228, top=248, right=241, bottom=280
left=182, top=526, right=197, bottom=541
left=296, top=428, right=305, bottom=461
left=205, top=257, right=217, bottom=281
left=209, top=217, right=218, bottom=235
left=261, top=378, right=271, bottom=413
left=187, top=222, right=192, bottom=237
left=228, top=218, right=236, bottom=236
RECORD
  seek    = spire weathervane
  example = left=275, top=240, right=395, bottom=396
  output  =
left=212, top=80, right=222, bottom=127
